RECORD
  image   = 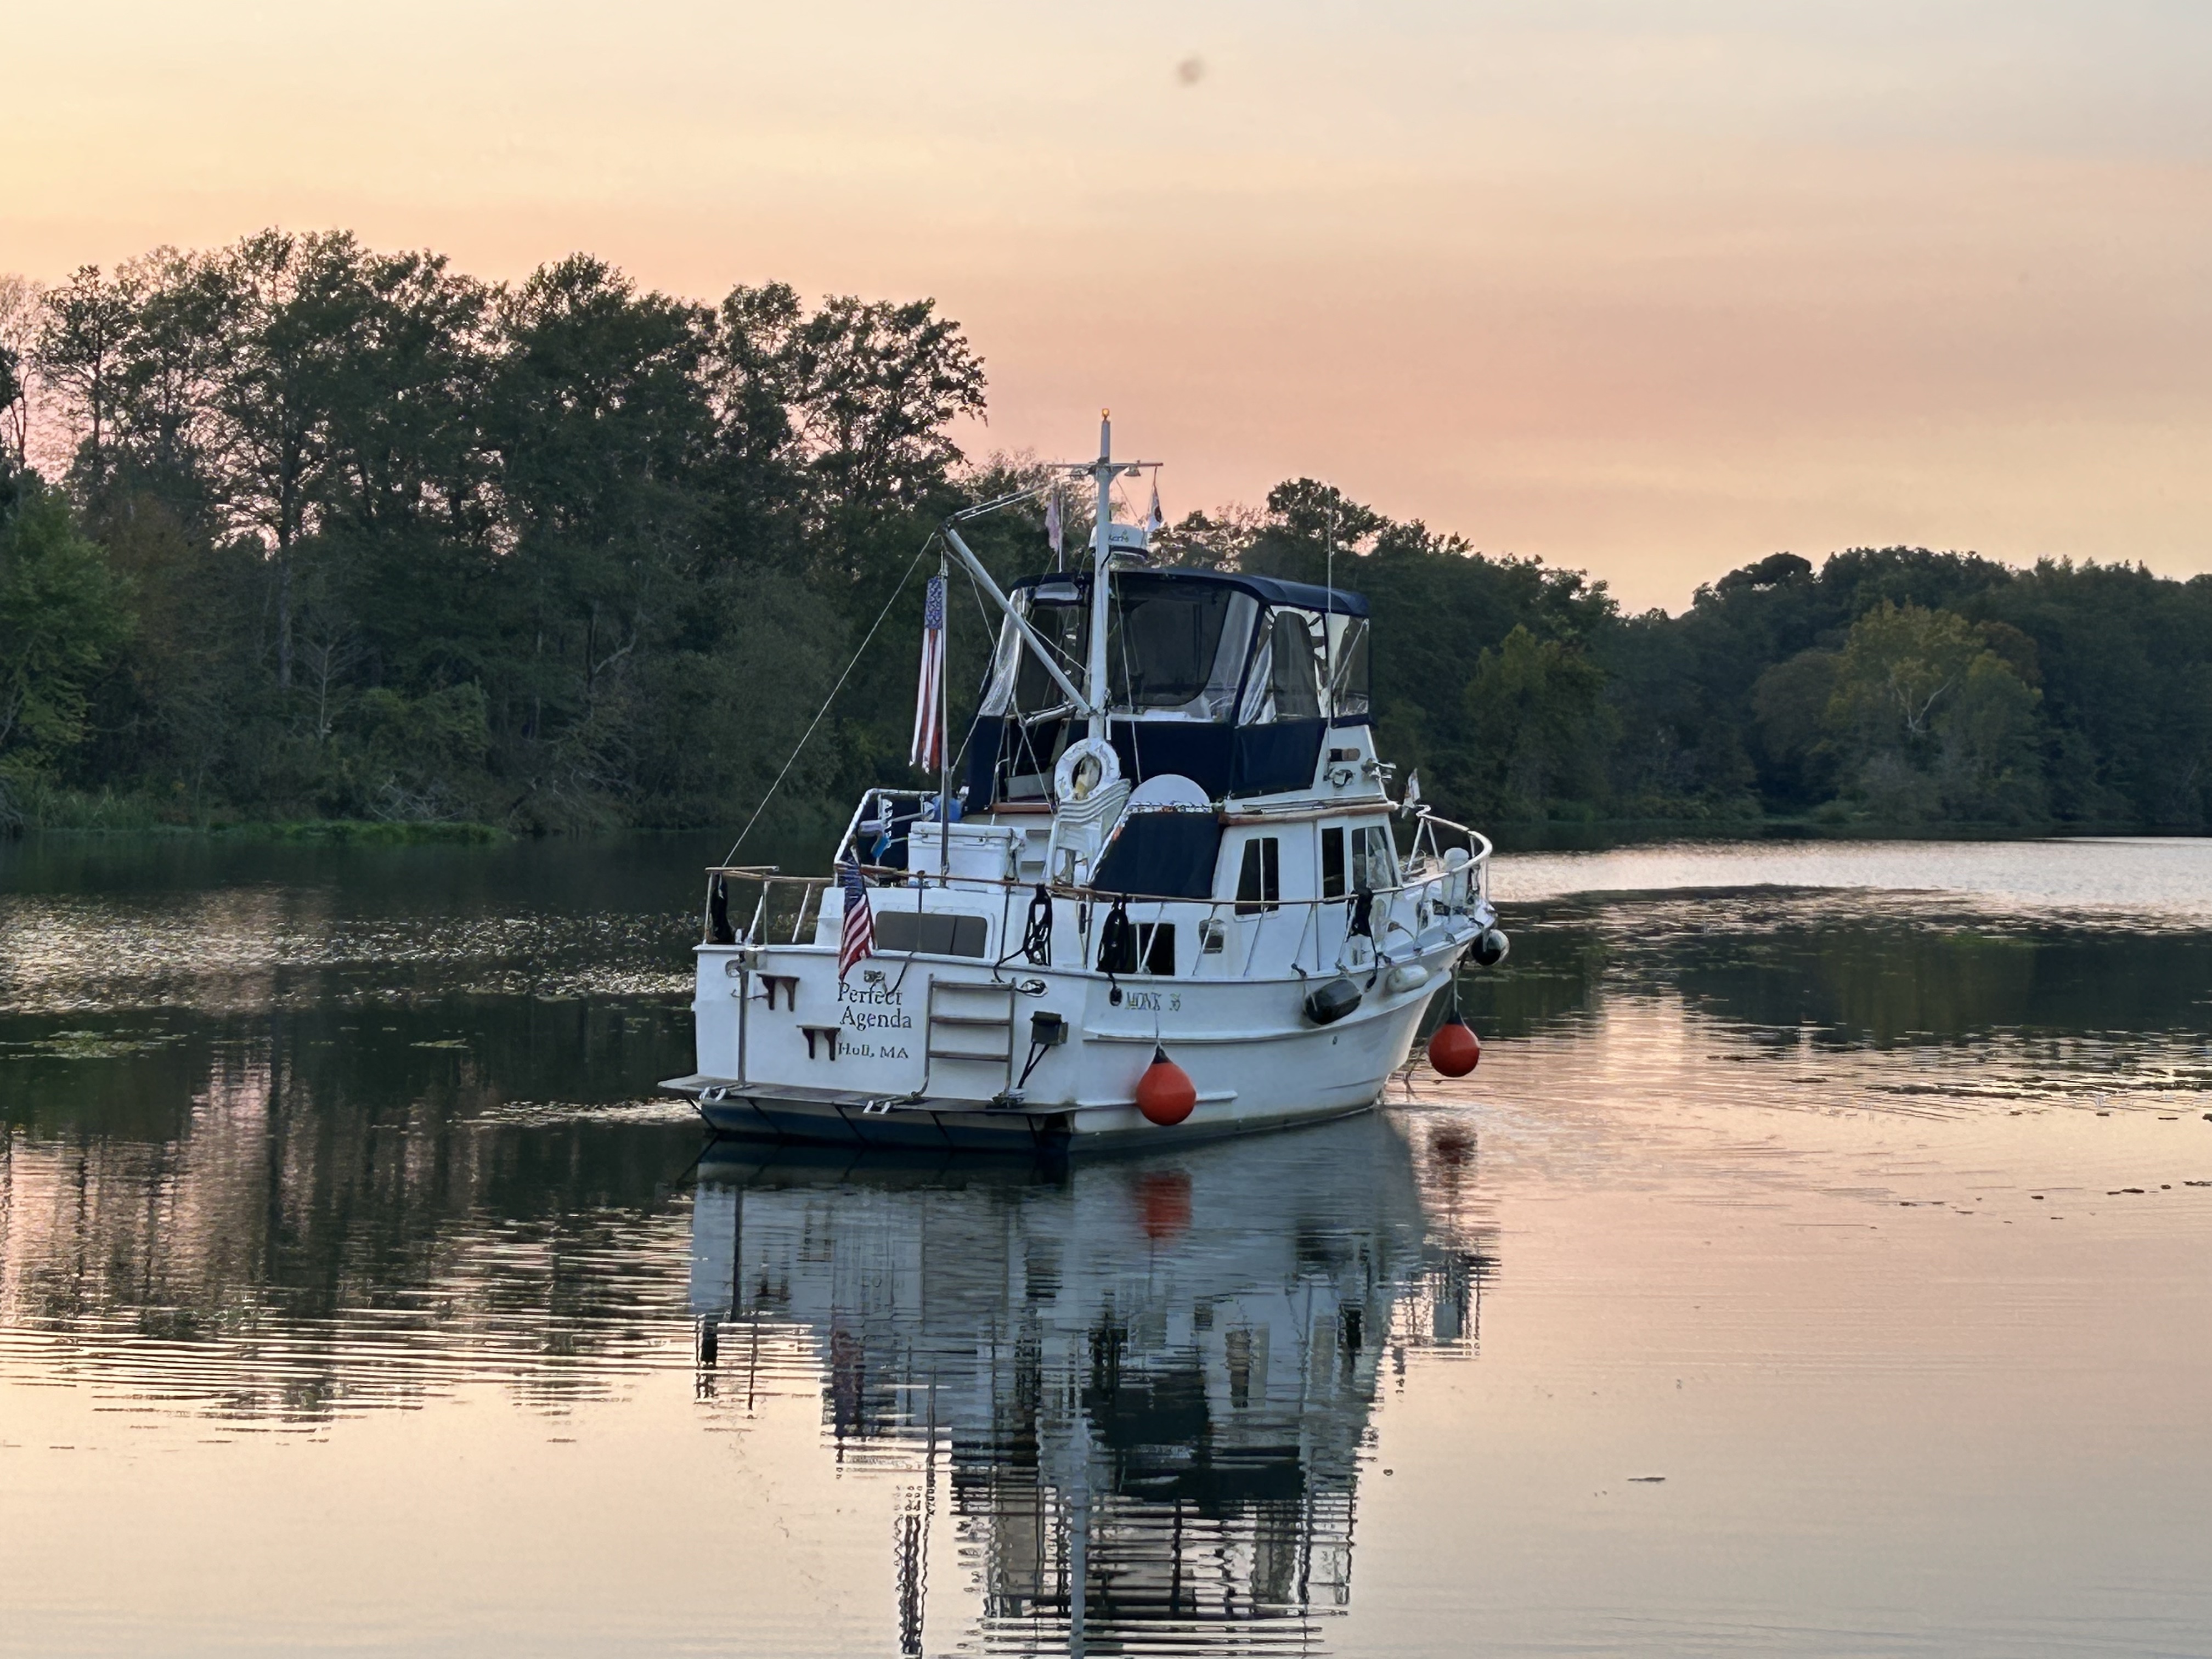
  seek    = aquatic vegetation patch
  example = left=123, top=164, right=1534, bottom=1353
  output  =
left=3, top=1028, right=185, bottom=1060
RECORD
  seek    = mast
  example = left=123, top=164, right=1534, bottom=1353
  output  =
left=1325, top=505, right=1336, bottom=709
left=1085, top=410, right=1114, bottom=746
left=939, top=410, right=1146, bottom=737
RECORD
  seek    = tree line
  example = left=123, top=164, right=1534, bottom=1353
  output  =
left=1186, top=497, right=2212, bottom=829
left=3, top=232, right=2208, bottom=836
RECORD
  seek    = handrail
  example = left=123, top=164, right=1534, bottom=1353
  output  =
left=827, top=786, right=1010, bottom=871
left=703, top=854, right=1489, bottom=926
left=1408, top=806, right=1494, bottom=910
left=703, top=802, right=1497, bottom=950
left=1217, top=799, right=1395, bottom=825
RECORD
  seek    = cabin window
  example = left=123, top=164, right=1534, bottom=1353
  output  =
left=1236, top=836, right=1280, bottom=916
left=1138, top=923, right=1176, bottom=975
left=872, top=910, right=989, bottom=957
left=1098, top=921, right=1177, bottom=976
left=1351, top=825, right=1396, bottom=890
left=1321, top=826, right=1346, bottom=900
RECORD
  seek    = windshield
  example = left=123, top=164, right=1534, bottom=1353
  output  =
left=1105, top=577, right=1255, bottom=719
left=983, top=575, right=1259, bottom=723
left=1239, top=608, right=1325, bottom=723
left=978, top=592, right=1085, bottom=719
left=1324, top=614, right=1371, bottom=718
left=983, top=574, right=1338, bottom=726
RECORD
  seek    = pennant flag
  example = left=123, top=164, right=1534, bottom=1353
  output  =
left=910, top=573, right=946, bottom=771
left=1146, top=477, right=1165, bottom=535
left=1044, top=488, right=1064, bottom=563
left=837, top=858, right=875, bottom=979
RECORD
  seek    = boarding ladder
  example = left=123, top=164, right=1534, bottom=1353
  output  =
left=923, top=978, right=1018, bottom=1096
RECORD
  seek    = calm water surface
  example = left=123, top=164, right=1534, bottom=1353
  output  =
left=3, top=834, right=2210, bottom=1657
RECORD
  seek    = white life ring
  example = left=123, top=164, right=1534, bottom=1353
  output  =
left=1053, top=737, right=1122, bottom=803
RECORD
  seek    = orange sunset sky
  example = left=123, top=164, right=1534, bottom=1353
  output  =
left=9, top=0, right=2210, bottom=611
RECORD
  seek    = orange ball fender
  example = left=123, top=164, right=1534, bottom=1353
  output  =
left=1427, top=1015, right=1481, bottom=1077
left=1136, top=1045, right=1197, bottom=1126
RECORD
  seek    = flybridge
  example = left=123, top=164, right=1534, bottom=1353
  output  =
left=663, top=411, right=1509, bottom=1152
left=943, top=415, right=1370, bottom=741
left=966, top=563, right=1375, bottom=809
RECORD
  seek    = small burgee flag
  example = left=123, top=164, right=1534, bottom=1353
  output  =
left=838, top=859, right=874, bottom=979
left=910, top=573, right=946, bottom=771
left=1044, top=489, right=1064, bottom=562
left=1146, top=478, right=1165, bottom=535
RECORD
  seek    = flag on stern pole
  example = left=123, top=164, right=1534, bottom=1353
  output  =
left=1146, top=477, right=1165, bottom=535
left=910, top=573, right=946, bottom=771
left=838, top=858, right=875, bottom=979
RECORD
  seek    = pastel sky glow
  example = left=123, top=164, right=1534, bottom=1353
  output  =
left=10, top=0, right=2210, bottom=610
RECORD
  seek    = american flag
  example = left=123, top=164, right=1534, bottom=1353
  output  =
left=909, top=573, right=947, bottom=771
left=838, top=858, right=874, bottom=979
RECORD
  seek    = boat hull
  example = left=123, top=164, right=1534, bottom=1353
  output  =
left=663, top=947, right=1453, bottom=1153
left=663, top=1075, right=1385, bottom=1153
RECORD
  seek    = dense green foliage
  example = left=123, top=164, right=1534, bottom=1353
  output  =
left=1169, top=487, right=2212, bottom=828
left=4, top=232, right=2209, bottom=834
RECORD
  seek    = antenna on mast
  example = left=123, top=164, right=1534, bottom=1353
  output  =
left=1325, top=505, right=1337, bottom=710
left=1086, top=410, right=1114, bottom=744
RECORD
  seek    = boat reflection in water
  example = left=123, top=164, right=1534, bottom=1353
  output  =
left=690, top=1108, right=1491, bottom=1655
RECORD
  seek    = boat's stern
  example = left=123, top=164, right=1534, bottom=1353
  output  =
left=691, top=939, right=964, bottom=1095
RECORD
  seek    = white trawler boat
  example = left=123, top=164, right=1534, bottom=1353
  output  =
left=663, top=415, right=1508, bottom=1150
